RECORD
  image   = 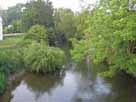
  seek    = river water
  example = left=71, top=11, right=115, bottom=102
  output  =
left=1, top=61, right=136, bottom=102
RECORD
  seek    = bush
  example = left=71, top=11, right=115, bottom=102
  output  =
left=0, top=49, right=24, bottom=74
left=71, top=39, right=91, bottom=62
left=0, top=71, right=6, bottom=94
left=0, top=49, right=16, bottom=94
left=24, top=42, right=65, bottom=73
left=0, top=49, right=15, bottom=74
left=0, top=48, right=24, bottom=94
left=24, top=25, right=47, bottom=43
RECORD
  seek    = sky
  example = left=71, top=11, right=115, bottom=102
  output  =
left=0, top=0, right=96, bottom=11
left=0, top=0, right=80, bottom=11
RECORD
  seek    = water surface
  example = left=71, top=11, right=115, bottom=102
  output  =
left=1, top=62, right=136, bottom=102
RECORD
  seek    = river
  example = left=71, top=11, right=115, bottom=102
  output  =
left=1, top=60, right=136, bottom=102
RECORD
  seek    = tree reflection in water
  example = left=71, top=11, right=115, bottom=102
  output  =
left=1, top=72, right=65, bottom=102
left=24, top=72, right=65, bottom=100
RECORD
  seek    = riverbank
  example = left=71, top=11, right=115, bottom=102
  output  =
left=0, top=36, right=23, bottom=48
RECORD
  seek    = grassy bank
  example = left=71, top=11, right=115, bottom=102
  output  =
left=0, top=36, right=24, bottom=94
left=0, top=36, right=24, bottom=48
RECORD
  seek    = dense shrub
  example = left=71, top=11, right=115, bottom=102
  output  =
left=71, top=39, right=91, bottom=62
left=0, top=49, right=24, bottom=94
left=24, top=25, right=48, bottom=43
left=0, top=49, right=24, bottom=74
left=24, top=42, right=65, bottom=73
left=22, top=25, right=65, bottom=73
left=19, top=25, right=48, bottom=48
left=0, top=71, right=6, bottom=94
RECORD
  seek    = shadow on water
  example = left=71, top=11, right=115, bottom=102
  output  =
left=1, top=53, right=136, bottom=102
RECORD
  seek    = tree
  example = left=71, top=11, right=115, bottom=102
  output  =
left=54, top=8, right=76, bottom=44
left=72, top=0, right=136, bottom=77
left=74, top=9, right=91, bottom=40
left=1, top=4, right=24, bottom=26
left=22, top=0, right=54, bottom=32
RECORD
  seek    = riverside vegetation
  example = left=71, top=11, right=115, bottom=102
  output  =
left=0, top=0, right=136, bottom=95
left=0, top=25, right=65, bottom=94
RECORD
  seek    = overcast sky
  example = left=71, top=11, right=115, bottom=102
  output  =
left=0, top=0, right=96, bottom=11
left=0, top=0, right=80, bottom=11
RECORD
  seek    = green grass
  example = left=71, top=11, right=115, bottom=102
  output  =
left=0, top=36, right=24, bottom=48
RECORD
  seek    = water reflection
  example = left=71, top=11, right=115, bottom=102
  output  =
left=75, top=75, right=111, bottom=101
left=11, top=73, right=65, bottom=102
left=1, top=62, right=136, bottom=102
left=9, top=63, right=112, bottom=102
left=73, top=62, right=112, bottom=102
left=25, top=73, right=64, bottom=93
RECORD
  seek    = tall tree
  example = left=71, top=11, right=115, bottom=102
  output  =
left=22, top=0, right=54, bottom=31
left=72, top=0, right=136, bottom=77
left=54, top=8, right=76, bottom=44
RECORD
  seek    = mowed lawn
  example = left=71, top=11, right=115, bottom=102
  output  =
left=0, top=36, right=24, bottom=48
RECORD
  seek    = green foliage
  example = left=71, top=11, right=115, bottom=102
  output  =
left=0, top=4, right=24, bottom=26
left=24, top=42, right=65, bottom=73
left=20, top=25, right=65, bottom=74
left=72, top=0, right=136, bottom=77
left=71, top=38, right=91, bottom=62
left=3, top=20, right=22, bottom=34
left=0, top=48, right=24, bottom=94
left=0, top=49, right=24, bottom=74
left=0, top=71, right=6, bottom=94
left=0, top=36, right=23, bottom=48
left=132, top=0, right=136, bottom=3
left=54, top=8, right=76, bottom=40
left=1, top=1, right=77, bottom=46
left=24, top=25, right=47, bottom=43
left=46, top=8, right=77, bottom=46
left=74, top=10, right=91, bottom=40
left=21, top=0, right=54, bottom=31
